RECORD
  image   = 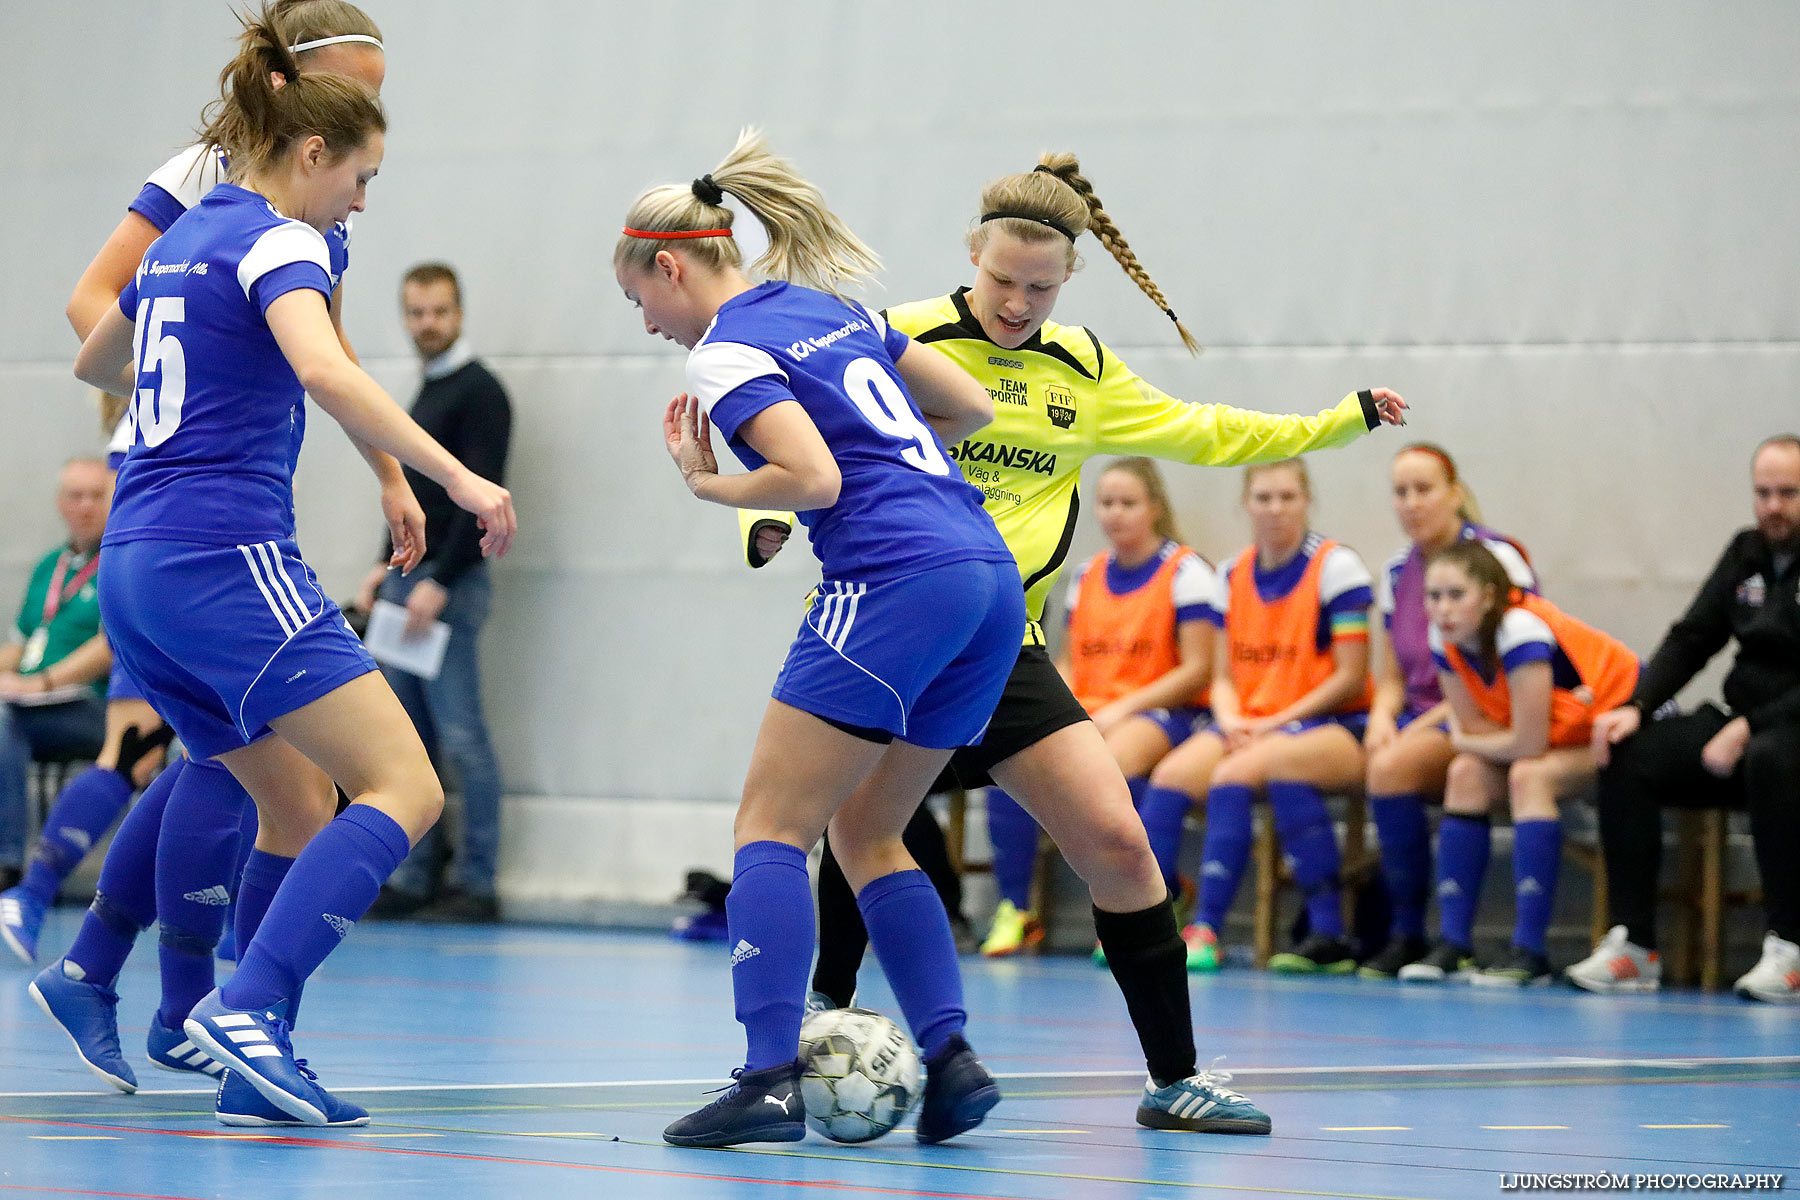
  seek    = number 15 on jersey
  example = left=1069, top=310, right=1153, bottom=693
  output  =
left=132, top=296, right=186, bottom=447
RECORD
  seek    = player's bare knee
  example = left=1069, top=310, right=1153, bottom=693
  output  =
left=1442, top=754, right=1491, bottom=814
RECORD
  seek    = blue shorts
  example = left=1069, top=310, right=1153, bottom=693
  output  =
left=773, top=559, right=1026, bottom=750
left=105, top=654, right=147, bottom=704
left=1136, top=705, right=1212, bottom=748
left=1396, top=706, right=1450, bottom=734
left=1270, top=711, right=1370, bottom=741
left=99, top=538, right=377, bottom=760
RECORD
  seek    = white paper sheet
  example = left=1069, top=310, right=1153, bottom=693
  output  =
left=362, top=599, right=450, bottom=680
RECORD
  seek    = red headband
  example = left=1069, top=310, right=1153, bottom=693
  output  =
left=1401, top=443, right=1458, bottom=482
left=621, top=226, right=733, bottom=240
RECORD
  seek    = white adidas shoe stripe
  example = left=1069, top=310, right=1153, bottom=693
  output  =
left=212, top=1015, right=257, bottom=1029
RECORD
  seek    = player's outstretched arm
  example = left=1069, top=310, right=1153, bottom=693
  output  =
left=265, top=288, right=515, bottom=558
left=892, top=341, right=994, bottom=447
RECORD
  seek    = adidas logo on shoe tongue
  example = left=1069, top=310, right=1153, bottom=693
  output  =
left=183, top=886, right=233, bottom=906
left=729, top=939, right=761, bottom=965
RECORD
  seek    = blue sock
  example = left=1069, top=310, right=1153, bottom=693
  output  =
left=21, top=767, right=134, bottom=904
left=1370, top=792, right=1432, bottom=940
left=65, top=759, right=186, bottom=986
left=1138, top=784, right=1192, bottom=893
left=1268, top=781, right=1344, bottom=938
left=858, top=869, right=965, bottom=1058
left=984, top=788, right=1038, bottom=910
left=1436, top=814, right=1491, bottom=950
left=1512, top=818, right=1562, bottom=955
left=724, top=840, right=814, bottom=1072
left=234, top=847, right=303, bottom=1023
left=154, top=760, right=249, bottom=1028
left=222, top=805, right=409, bottom=1013
left=1197, top=784, right=1254, bottom=931
left=1127, top=776, right=1148, bottom=812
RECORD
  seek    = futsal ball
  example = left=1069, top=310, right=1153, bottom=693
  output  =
left=797, top=1007, right=921, bottom=1143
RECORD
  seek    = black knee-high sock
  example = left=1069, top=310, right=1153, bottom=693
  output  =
left=902, top=804, right=963, bottom=920
left=1094, top=897, right=1196, bottom=1087
left=811, top=835, right=867, bottom=1008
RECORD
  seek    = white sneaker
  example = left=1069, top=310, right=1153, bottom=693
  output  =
left=1733, top=932, right=1800, bottom=1004
left=1566, top=925, right=1661, bottom=994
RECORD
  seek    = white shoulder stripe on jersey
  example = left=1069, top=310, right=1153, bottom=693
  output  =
left=857, top=302, right=889, bottom=341
left=1495, top=607, right=1555, bottom=657
left=685, top=341, right=789, bottom=415
left=144, top=143, right=227, bottom=211
left=237, top=222, right=331, bottom=300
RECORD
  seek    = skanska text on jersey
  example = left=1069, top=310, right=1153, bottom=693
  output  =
left=785, top=316, right=870, bottom=360
left=950, top=440, right=1058, bottom=476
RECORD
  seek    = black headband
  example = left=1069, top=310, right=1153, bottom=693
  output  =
left=691, top=174, right=724, bottom=206
left=979, top=211, right=1075, bottom=241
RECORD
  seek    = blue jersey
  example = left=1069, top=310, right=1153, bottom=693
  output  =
left=105, top=184, right=337, bottom=547
left=687, top=282, right=1010, bottom=582
left=106, top=143, right=351, bottom=465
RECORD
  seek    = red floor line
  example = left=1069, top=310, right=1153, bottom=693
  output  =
left=0, top=1117, right=1017, bottom=1200
left=0, top=1185, right=211, bottom=1200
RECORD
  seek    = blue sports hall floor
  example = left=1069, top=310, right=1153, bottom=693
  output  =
left=2, top=911, right=1795, bottom=1199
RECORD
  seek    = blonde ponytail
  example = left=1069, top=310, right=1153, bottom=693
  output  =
left=615, top=128, right=880, bottom=297
left=971, top=153, right=1200, bottom=355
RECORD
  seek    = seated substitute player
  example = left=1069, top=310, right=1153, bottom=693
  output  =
left=1146, top=459, right=1377, bottom=975
left=1399, top=541, right=1636, bottom=987
left=974, top=457, right=1216, bottom=960
left=747, top=152, right=1409, bottom=1135
left=1357, top=444, right=1534, bottom=979
left=71, top=12, right=513, bottom=1126
left=617, top=129, right=1022, bottom=1148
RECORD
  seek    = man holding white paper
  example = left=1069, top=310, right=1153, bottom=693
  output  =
left=355, top=263, right=512, bottom=923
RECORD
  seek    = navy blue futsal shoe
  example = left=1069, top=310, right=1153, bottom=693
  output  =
left=1, top=886, right=46, bottom=963
left=663, top=1060, right=805, bottom=1147
left=29, top=959, right=137, bottom=1092
left=215, top=1068, right=369, bottom=1128
left=183, top=988, right=324, bottom=1125
left=146, top=1010, right=224, bottom=1077
left=915, top=1034, right=1000, bottom=1144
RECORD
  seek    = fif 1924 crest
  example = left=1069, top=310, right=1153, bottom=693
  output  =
left=1044, top=383, right=1076, bottom=429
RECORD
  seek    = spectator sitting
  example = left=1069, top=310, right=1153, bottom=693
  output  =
left=1399, top=541, right=1637, bottom=988
left=0, top=460, right=114, bottom=950
left=1573, top=434, right=1800, bottom=1002
left=1141, top=459, right=1376, bottom=975
left=1358, top=444, right=1535, bottom=980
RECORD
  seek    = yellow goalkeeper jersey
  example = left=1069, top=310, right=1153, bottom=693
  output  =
left=743, top=288, right=1379, bottom=642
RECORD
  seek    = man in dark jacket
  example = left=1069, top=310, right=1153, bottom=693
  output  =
left=356, top=263, right=512, bottom=923
left=1567, top=435, right=1800, bottom=1001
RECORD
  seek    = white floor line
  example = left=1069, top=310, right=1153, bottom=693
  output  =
left=6, top=1054, right=1797, bottom=1100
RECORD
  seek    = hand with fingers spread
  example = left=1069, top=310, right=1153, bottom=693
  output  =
left=664, top=393, right=719, bottom=495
